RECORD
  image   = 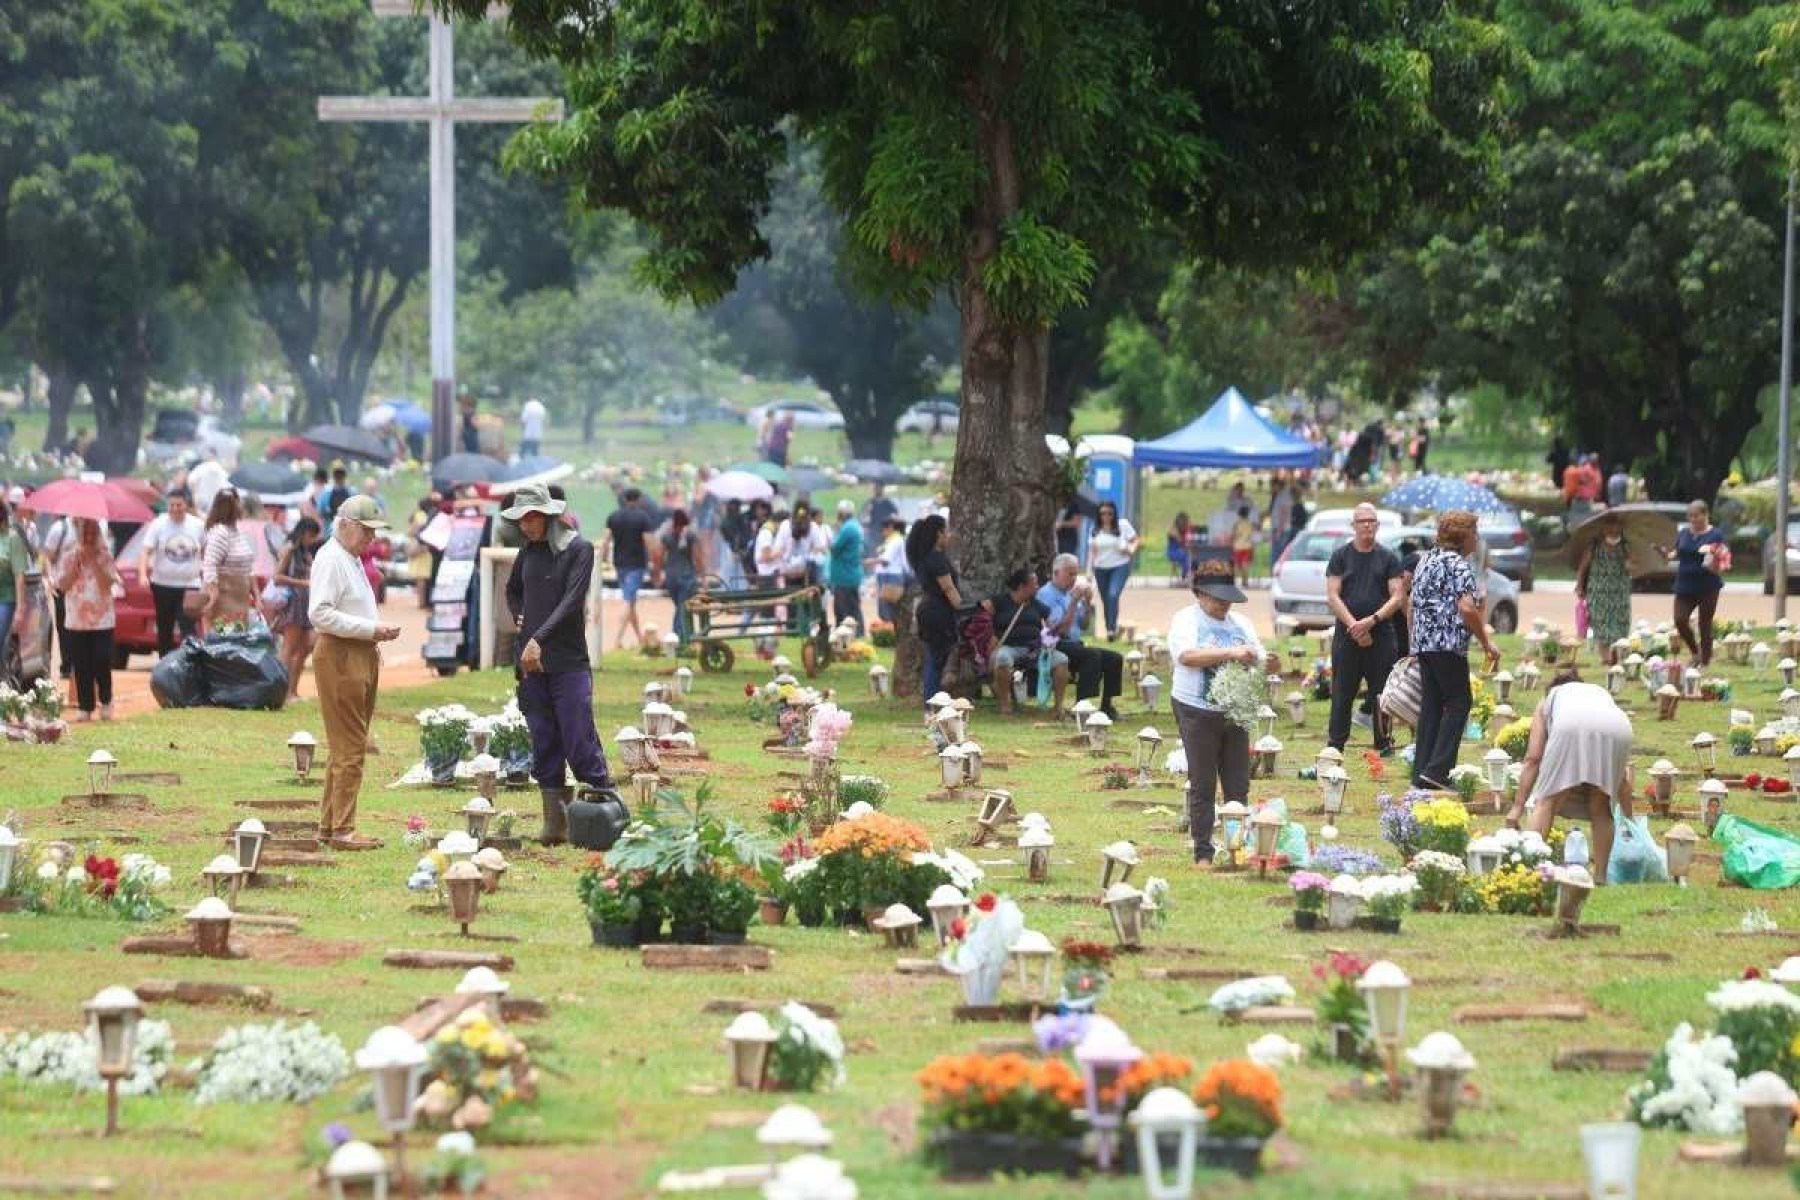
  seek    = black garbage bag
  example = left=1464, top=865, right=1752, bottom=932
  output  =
left=150, top=640, right=210, bottom=709
left=200, top=631, right=290, bottom=711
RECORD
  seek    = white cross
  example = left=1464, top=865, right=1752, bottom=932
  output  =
left=318, top=1, right=562, bottom=461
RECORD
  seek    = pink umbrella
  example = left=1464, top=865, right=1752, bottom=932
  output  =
left=25, top=479, right=155, bottom=524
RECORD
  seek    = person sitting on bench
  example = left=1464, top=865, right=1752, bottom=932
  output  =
left=985, top=567, right=1070, bottom=717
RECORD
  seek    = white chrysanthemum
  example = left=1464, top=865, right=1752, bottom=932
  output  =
left=1706, top=979, right=1800, bottom=1015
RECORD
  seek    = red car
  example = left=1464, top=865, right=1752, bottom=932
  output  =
left=112, top=519, right=280, bottom=669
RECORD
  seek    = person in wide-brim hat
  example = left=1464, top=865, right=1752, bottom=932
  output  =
left=501, top=480, right=614, bottom=845
left=1167, top=549, right=1264, bottom=867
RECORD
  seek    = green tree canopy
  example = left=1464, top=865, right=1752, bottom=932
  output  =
left=441, top=0, right=1512, bottom=590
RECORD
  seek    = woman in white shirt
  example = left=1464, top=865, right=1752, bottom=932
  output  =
left=1084, top=502, right=1140, bottom=640
left=1167, top=553, right=1264, bottom=866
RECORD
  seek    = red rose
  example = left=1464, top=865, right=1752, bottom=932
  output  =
left=1746, top=773, right=1762, bottom=787
left=974, top=893, right=997, bottom=913
left=948, top=917, right=967, bottom=941
left=744, top=683, right=756, bottom=697
left=1746, top=966, right=1765, bottom=979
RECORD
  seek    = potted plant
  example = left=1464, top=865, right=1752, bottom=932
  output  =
left=708, top=874, right=758, bottom=945
left=1312, top=952, right=1370, bottom=1063
left=488, top=700, right=534, bottom=782
left=602, top=783, right=776, bottom=943
left=578, top=857, right=644, bottom=948
left=1191, top=1059, right=1283, bottom=1177
left=1288, top=871, right=1328, bottom=930
left=1408, top=851, right=1468, bottom=913
left=809, top=812, right=943, bottom=924
left=918, top=1052, right=1085, bottom=1177
left=767, top=1002, right=846, bottom=1092
left=417, top=705, right=476, bottom=785
left=665, top=871, right=714, bottom=945
left=1110, top=1053, right=1197, bottom=1174
left=1060, top=939, right=1114, bottom=1009
left=1729, top=727, right=1756, bottom=758
left=1359, top=874, right=1416, bottom=933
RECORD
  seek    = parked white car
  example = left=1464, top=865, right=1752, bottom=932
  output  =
left=1304, top=507, right=1403, bottom=534
left=744, top=399, right=845, bottom=431
left=1270, top=526, right=1518, bottom=634
left=896, top=399, right=959, bottom=435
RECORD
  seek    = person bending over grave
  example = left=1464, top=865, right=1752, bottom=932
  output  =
left=1504, top=667, right=1634, bottom=882
left=503, top=483, right=615, bottom=846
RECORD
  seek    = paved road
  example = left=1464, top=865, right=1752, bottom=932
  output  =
left=94, top=577, right=1783, bottom=719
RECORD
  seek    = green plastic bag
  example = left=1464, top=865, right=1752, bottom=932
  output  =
left=1713, top=814, right=1800, bottom=890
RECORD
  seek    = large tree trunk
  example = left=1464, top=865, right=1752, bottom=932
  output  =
left=889, top=580, right=923, bottom=700
left=840, top=391, right=897, bottom=461
left=43, top=368, right=76, bottom=454
left=85, top=317, right=151, bottom=475
left=950, top=94, right=1057, bottom=598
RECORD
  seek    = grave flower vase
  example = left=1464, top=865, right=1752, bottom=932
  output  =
left=1330, top=1023, right=1361, bottom=1063
left=426, top=748, right=460, bottom=787
left=930, top=1132, right=1083, bottom=1178
left=1196, top=1134, right=1266, bottom=1178
left=589, top=919, right=639, bottom=949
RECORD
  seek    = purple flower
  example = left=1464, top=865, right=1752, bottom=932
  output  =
left=323, top=1122, right=353, bottom=1149
left=1309, top=845, right=1386, bottom=877
left=1377, top=790, right=1435, bottom=852
left=1033, top=1011, right=1092, bottom=1053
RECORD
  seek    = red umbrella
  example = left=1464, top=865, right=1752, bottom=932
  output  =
left=25, top=479, right=155, bottom=524
left=265, top=436, right=320, bottom=462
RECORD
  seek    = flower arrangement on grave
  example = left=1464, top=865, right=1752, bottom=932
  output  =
left=419, top=1007, right=537, bottom=1131
left=1208, top=976, right=1296, bottom=1016
left=1408, top=851, right=1471, bottom=912
left=191, top=1022, right=349, bottom=1105
left=808, top=812, right=945, bottom=920
left=422, top=1132, right=488, bottom=1196
left=839, top=639, right=877, bottom=663
left=487, top=700, right=533, bottom=776
left=1700, top=677, right=1732, bottom=702
left=1192, top=1059, right=1284, bottom=1140
left=778, top=845, right=828, bottom=927
left=1493, top=718, right=1533, bottom=760
left=1288, top=871, right=1329, bottom=924
left=1448, top=764, right=1484, bottom=804
left=939, top=893, right=1024, bottom=1005
left=15, top=846, right=170, bottom=921
left=1376, top=790, right=1427, bottom=856
left=417, top=704, right=477, bottom=782
left=1467, top=676, right=1495, bottom=731
left=838, top=774, right=888, bottom=810
left=1475, top=861, right=1556, bottom=916
left=1142, top=876, right=1171, bottom=929
left=708, top=873, right=760, bottom=941
left=805, top=702, right=853, bottom=760
left=0, top=678, right=67, bottom=742
left=1308, top=845, right=1386, bottom=877
left=1411, top=798, right=1472, bottom=859
left=27, top=677, right=62, bottom=721
left=1099, top=762, right=1134, bottom=790
left=1488, top=826, right=1556, bottom=868
left=1311, top=952, right=1370, bottom=1058
left=1060, top=939, right=1114, bottom=1006
left=1103, top=1052, right=1194, bottom=1111
left=1705, top=979, right=1800, bottom=1085
left=0, top=1019, right=173, bottom=1096
left=602, top=784, right=774, bottom=943
left=1741, top=772, right=1794, bottom=794
left=1360, top=873, right=1417, bottom=927
left=403, top=815, right=432, bottom=849
left=768, top=1002, right=846, bottom=1092
left=1730, top=727, right=1756, bottom=757
left=1627, top=1023, right=1742, bottom=1133
left=1206, top=663, right=1267, bottom=734
left=869, top=619, right=897, bottom=648
left=578, top=856, right=650, bottom=937
left=0, top=683, right=27, bottom=725
left=1301, top=661, right=1332, bottom=700
left=765, top=793, right=807, bottom=837
left=916, top=1052, right=1085, bottom=1142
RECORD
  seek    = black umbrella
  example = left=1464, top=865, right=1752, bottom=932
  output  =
left=301, top=424, right=394, bottom=465
left=501, top=454, right=566, bottom=482
left=229, top=462, right=307, bottom=495
left=432, top=453, right=507, bottom=489
left=844, top=458, right=911, bottom=485
left=789, top=465, right=838, bottom=495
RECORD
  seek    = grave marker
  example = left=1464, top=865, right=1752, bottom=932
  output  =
left=643, top=944, right=772, bottom=972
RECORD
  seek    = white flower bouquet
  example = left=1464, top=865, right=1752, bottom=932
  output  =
left=1206, top=662, right=1266, bottom=734
left=1208, top=975, right=1295, bottom=1016
left=0, top=1019, right=172, bottom=1096
left=1627, top=1022, right=1741, bottom=1134
left=768, top=1002, right=846, bottom=1091
left=192, top=1021, right=349, bottom=1105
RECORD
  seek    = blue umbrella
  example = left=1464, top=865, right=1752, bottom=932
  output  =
left=1381, top=474, right=1510, bottom=515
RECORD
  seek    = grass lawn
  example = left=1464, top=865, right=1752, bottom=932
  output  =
left=2, top=627, right=1800, bottom=1198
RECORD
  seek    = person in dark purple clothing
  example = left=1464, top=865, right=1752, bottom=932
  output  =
left=503, top=483, right=614, bottom=846
left=1655, top=499, right=1726, bottom=668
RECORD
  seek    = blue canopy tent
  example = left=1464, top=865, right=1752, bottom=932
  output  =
left=1131, top=387, right=1323, bottom=470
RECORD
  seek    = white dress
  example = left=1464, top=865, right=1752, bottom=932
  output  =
left=1528, top=682, right=1633, bottom=803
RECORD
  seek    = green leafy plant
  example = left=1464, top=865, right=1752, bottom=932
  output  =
left=708, top=875, right=758, bottom=936
left=605, top=783, right=776, bottom=879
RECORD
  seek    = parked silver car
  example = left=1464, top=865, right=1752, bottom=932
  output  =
left=1478, top=509, right=1535, bottom=590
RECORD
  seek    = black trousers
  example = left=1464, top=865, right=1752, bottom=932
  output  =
left=1329, top=625, right=1396, bottom=752
left=1173, top=698, right=1249, bottom=861
left=150, top=583, right=197, bottom=655
left=1673, top=589, right=1719, bottom=666
left=1412, top=650, right=1472, bottom=788
left=1061, top=640, right=1122, bottom=712
left=64, top=628, right=114, bottom=713
left=831, top=585, right=863, bottom=637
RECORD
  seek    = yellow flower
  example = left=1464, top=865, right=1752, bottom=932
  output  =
left=460, top=1028, right=487, bottom=1051
left=1789, top=1031, right=1800, bottom=1059
left=476, top=1069, right=500, bottom=1091
left=435, top=1028, right=459, bottom=1045
left=428, top=850, right=449, bottom=875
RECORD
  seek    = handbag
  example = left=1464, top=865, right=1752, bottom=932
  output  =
left=567, top=785, right=630, bottom=852
left=1379, top=655, right=1423, bottom=728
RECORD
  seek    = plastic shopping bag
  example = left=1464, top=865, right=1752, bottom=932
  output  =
left=1605, top=804, right=1667, bottom=884
left=1714, top=814, right=1800, bottom=890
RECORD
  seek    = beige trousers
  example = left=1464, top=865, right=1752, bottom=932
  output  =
left=315, top=634, right=379, bottom=836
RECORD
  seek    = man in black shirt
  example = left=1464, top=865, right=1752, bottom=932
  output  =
left=986, top=567, right=1071, bottom=716
left=1325, top=503, right=1404, bottom=756
left=503, top=483, right=614, bottom=845
left=600, top=487, right=656, bottom=649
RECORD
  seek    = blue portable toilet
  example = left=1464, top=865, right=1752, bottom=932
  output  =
left=1078, top=435, right=1139, bottom=529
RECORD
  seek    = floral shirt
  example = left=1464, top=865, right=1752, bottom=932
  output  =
left=1408, top=548, right=1476, bottom=655
left=53, top=541, right=120, bottom=631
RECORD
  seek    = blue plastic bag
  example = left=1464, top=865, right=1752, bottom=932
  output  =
left=1606, top=804, right=1668, bottom=884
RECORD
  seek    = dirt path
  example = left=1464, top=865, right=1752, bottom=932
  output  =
left=96, top=582, right=1779, bottom=719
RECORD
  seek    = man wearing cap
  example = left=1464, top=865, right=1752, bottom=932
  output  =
left=827, top=498, right=865, bottom=635
left=308, top=495, right=401, bottom=850
left=1168, top=549, right=1266, bottom=866
left=503, top=483, right=613, bottom=846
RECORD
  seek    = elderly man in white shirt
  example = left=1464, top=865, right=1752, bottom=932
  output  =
left=308, top=494, right=400, bottom=850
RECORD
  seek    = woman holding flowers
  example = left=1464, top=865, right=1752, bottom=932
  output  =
left=1168, top=549, right=1265, bottom=867
left=1504, top=668, right=1634, bottom=881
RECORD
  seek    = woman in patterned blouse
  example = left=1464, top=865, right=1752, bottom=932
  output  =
left=1408, top=510, right=1502, bottom=790
left=200, top=487, right=256, bottom=630
left=52, top=517, right=120, bottom=722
